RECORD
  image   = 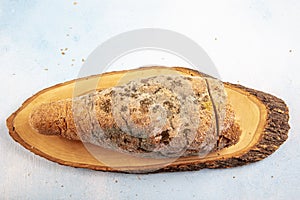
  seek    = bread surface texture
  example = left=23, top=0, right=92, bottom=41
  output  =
left=30, top=75, right=240, bottom=158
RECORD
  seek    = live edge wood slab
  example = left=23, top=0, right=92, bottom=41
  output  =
left=6, top=67, right=290, bottom=173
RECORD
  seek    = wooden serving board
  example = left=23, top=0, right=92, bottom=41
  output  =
left=6, top=67, right=290, bottom=173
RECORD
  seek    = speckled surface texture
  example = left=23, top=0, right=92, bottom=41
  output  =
left=1, top=1, right=300, bottom=199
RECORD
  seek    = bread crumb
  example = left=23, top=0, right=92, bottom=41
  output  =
left=60, top=48, right=67, bottom=55
left=73, top=2, right=77, bottom=5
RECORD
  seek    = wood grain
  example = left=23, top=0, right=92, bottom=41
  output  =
left=6, top=67, right=290, bottom=173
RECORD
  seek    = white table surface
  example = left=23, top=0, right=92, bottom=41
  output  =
left=1, top=1, right=299, bottom=199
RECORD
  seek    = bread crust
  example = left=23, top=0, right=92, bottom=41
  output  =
left=30, top=75, right=241, bottom=158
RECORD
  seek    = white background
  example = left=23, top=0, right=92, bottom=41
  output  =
left=0, top=0, right=299, bottom=199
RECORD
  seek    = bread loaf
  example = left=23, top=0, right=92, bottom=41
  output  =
left=30, top=75, right=241, bottom=158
